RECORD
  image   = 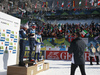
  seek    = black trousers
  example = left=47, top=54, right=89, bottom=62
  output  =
left=96, top=56, right=99, bottom=64
left=70, top=63, right=86, bottom=75
left=90, top=57, right=93, bottom=65
left=34, top=52, right=40, bottom=61
left=29, top=38, right=35, bottom=60
left=90, top=56, right=99, bottom=65
left=19, top=40, right=26, bottom=63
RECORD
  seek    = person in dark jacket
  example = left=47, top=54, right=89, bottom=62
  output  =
left=68, top=32, right=86, bottom=75
left=28, top=23, right=36, bottom=62
left=95, top=42, right=100, bottom=65
left=19, top=24, right=28, bottom=66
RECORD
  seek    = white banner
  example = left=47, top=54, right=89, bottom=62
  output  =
left=0, top=12, right=20, bottom=70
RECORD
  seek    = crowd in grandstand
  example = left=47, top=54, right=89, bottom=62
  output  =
left=35, top=21, right=100, bottom=38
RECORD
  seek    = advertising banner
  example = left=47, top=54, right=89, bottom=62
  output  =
left=46, top=51, right=72, bottom=60
left=0, top=12, right=20, bottom=70
left=46, top=51, right=97, bottom=61
left=24, top=50, right=45, bottom=59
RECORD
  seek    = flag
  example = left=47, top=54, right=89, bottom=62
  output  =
left=46, top=2, right=48, bottom=7
left=79, top=0, right=81, bottom=6
left=85, top=0, right=87, bottom=6
left=51, top=27, right=53, bottom=31
left=57, top=1, right=59, bottom=7
left=68, top=1, right=71, bottom=8
left=61, top=2, right=64, bottom=7
left=68, top=35, right=75, bottom=42
left=59, top=26, right=62, bottom=32
left=58, top=24, right=62, bottom=32
left=42, top=2, right=46, bottom=7
left=92, top=0, right=94, bottom=6
left=90, top=0, right=94, bottom=6
left=94, top=0, right=98, bottom=7
left=73, top=0, right=75, bottom=7
left=94, top=2, right=97, bottom=7
left=98, top=0, right=100, bottom=6
left=42, top=2, right=44, bottom=7
left=81, top=30, right=87, bottom=37
left=35, top=3, right=37, bottom=8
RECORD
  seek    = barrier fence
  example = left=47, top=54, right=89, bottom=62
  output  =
left=24, top=37, right=100, bottom=61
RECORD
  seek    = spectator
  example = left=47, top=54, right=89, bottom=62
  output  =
left=95, top=42, right=100, bottom=65
left=32, top=21, right=100, bottom=38
left=88, top=43, right=96, bottom=65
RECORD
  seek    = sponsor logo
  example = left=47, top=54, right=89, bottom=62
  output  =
left=6, top=38, right=9, bottom=41
left=10, top=34, right=14, bottom=38
left=9, top=42, right=13, bottom=46
left=14, top=39, right=17, bottom=42
left=46, top=51, right=72, bottom=60
left=14, top=35, right=17, bottom=38
left=37, top=64, right=43, bottom=71
left=12, top=50, right=16, bottom=54
left=0, top=50, right=4, bottom=54
left=1, top=33, right=5, bottom=37
left=11, top=31, right=14, bottom=34
left=0, top=37, right=5, bottom=41
left=5, top=42, right=9, bottom=46
left=47, top=52, right=59, bottom=59
left=24, top=50, right=43, bottom=58
left=6, top=29, right=11, bottom=34
left=13, top=46, right=16, bottom=50
left=9, top=46, right=13, bottom=50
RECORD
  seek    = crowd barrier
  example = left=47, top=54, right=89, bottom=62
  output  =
left=46, top=51, right=98, bottom=61
left=24, top=37, right=100, bottom=61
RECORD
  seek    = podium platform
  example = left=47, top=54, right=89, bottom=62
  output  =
left=7, top=60, right=49, bottom=75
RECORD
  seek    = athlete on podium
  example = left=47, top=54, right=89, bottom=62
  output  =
left=34, top=30, right=43, bottom=62
left=19, top=24, right=28, bottom=66
left=28, top=23, right=36, bottom=62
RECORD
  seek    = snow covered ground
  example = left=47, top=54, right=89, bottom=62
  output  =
left=37, top=60, right=100, bottom=75
left=0, top=60, right=100, bottom=75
